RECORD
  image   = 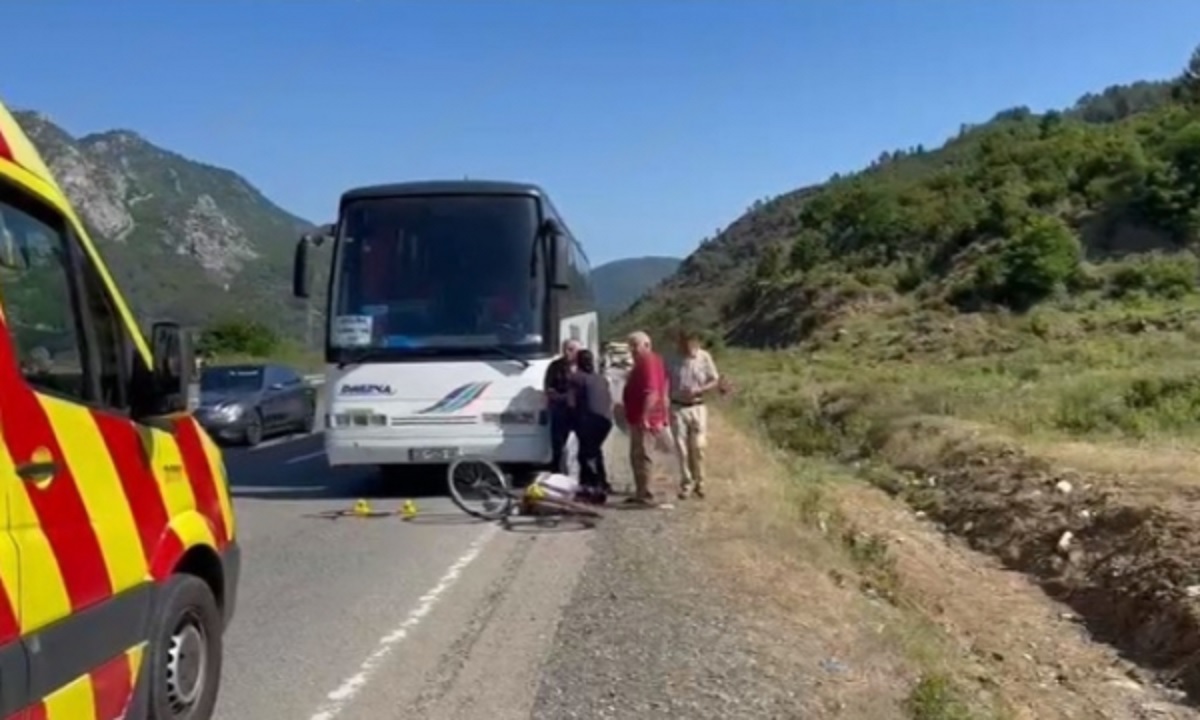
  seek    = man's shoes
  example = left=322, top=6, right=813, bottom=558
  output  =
left=693, top=486, right=705, bottom=499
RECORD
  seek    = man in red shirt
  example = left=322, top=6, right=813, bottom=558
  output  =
left=621, top=330, right=669, bottom=505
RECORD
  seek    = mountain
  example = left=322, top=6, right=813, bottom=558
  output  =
left=616, top=50, right=1200, bottom=346
left=13, top=111, right=321, bottom=340
left=592, top=256, right=681, bottom=315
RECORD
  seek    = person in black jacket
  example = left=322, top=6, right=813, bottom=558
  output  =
left=543, top=338, right=581, bottom=473
left=570, top=349, right=614, bottom=503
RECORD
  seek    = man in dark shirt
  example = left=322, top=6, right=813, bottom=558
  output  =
left=543, top=338, right=581, bottom=473
left=570, top=349, right=614, bottom=502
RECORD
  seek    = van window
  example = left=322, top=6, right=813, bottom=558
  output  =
left=76, top=243, right=134, bottom=410
left=0, top=190, right=85, bottom=399
left=0, top=183, right=138, bottom=411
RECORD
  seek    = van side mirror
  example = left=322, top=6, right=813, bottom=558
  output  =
left=133, top=321, right=194, bottom=418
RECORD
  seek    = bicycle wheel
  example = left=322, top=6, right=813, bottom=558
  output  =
left=447, top=457, right=514, bottom=520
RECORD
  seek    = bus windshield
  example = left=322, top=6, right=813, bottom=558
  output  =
left=328, top=194, right=546, bottom=359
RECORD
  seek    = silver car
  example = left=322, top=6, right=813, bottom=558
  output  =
left=194, top=363, right=318, bottom=446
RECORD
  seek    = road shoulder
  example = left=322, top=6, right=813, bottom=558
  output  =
left=532, top=430, right=827, bottom=719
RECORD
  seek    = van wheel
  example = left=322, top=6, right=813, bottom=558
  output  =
left=149, top=574, right=223, bottom=720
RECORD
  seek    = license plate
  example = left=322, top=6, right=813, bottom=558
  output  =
left=409, top=447, right=461, bottom=462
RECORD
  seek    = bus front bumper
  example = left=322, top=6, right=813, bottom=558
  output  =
left=325, top=428, right=551, bottom=467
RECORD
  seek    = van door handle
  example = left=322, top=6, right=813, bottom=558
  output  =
left=17, top=460, right=59, bottom=482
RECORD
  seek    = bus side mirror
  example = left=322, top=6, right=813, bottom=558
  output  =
left=148, top=321, right=194, bottom=416
left=542, top=219, right=570, bottom=290
left=294, top=224, right=333, bottom=299
left=293, top=238, right=311, bottom=299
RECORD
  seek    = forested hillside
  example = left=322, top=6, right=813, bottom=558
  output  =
left=592, top=256, right=681, bottom=315
left=620, top=48, right=1200, bottom=347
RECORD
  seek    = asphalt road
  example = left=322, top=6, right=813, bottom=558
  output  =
left=211, top=372, right=625, bottom=720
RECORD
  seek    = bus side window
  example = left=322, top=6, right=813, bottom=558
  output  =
left=566, top=238, right=593, bottom=316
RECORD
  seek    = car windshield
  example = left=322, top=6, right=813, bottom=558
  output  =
left=201, top=367, right=264, bottom=392
left=329, top=194, right=545, bottom=356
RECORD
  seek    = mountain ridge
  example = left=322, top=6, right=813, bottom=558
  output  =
left=615, top=54, right=1197, bottom=345
left=592, top=255, right=681, bottom=316
left=13, top=109, right=319, bottom=339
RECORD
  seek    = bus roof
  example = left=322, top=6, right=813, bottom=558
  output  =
left=341, top=180, right=547, bottom=204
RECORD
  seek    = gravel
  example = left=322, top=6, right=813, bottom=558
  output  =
left=530, top=464, right=810, bottom=719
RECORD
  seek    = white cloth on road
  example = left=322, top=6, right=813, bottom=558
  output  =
left=532, top=471, right=580, bottom=501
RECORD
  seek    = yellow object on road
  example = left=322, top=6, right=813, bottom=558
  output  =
left=401, top=499, right=418, bottom=519
left=354, top=499, right=372, bottom=516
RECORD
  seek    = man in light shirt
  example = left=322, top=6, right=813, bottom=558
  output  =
left=666, top=329, right=720, bottom=500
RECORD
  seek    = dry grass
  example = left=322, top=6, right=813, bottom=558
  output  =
left=684, top=411, right=1010, bottom=719
left=683, top=407, right=1200, bottom=719
left=697, top=290, right=1200, bottom=712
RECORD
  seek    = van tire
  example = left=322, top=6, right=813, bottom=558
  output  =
left=148, top=574, right=223, bottom=720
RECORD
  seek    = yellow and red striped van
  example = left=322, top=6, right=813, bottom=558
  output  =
left=0, top=100, right=239, bottom=720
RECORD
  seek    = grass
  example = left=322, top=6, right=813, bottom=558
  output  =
left=720, top=290, right=1200, bottom=453
left=905, top=674, right=978, bottom=720
left=691, top=284, right=1200, bottom=717
left=700, top=406, right=1009, bottom=719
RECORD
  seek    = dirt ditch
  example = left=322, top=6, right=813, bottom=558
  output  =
left=876, top=416, right=1200, bottom=702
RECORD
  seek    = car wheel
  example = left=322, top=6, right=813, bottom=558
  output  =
left=148, top=574, right=223, bottom=720
left=243, top=411, right=264, bottom=447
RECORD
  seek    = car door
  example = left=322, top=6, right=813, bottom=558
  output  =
left=275, top=367, right=308, bottom=426
left=260, top=366, right=288, bottom=430
left=0, top=182, right=150, bottom=717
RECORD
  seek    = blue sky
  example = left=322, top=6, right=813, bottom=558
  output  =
left=1, top=2, right=1197, bottom=266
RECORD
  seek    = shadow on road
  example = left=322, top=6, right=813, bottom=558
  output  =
left=228, top=448, right=454, bottom=501
left=299, top=509, right=488, bottom=526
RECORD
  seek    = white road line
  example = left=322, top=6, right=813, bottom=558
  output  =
left=306, top=526, right=499, bottom=720
left=285, top=450, right=327, bottom=464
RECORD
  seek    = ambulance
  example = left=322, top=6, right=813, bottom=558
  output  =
left=0, top=101, right=239, bottom=719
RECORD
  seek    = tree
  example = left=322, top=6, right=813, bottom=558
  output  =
left=199, top=318, right=280, bottom=358
left=1175, top=44, right=1200, bottom=105
left=995, top=215, right=1082, bottom=309
left=789, top=229, right=829, bottom=273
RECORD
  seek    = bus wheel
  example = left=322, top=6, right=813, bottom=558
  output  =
left=149, top=574, right=223, bottom=720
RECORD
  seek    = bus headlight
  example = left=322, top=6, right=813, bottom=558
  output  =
left=331, top=412, right=388, bottom=427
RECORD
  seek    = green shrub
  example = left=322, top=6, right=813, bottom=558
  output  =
left=1107, top=252, right=1198, bottom=299
left=199, top=319, right=280, bottom=358
left=993, top=215, right=1083, bottom=309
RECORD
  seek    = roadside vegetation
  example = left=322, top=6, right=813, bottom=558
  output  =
left=197, top=318, right=323, bottom=371
left=615, top=43, right=1200, bottom=711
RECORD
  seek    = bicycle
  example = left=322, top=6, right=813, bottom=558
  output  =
left=446, top=457, right=603, bottom=522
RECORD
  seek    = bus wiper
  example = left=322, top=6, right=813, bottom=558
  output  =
left=335, top=347, right=412, bottom=369
left=479, top=344, right=530, bottom=369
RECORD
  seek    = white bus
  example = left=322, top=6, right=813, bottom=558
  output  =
left=292, top=180, right=598, bottom=481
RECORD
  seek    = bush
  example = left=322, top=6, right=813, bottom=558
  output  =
left=1107, top=252, right=1198, bottom=299
left=199, top=319, right=280, bottom=358
left=994, top=215, right=1082, bottom=309
left=955, top=215, right=1082, bottom=311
